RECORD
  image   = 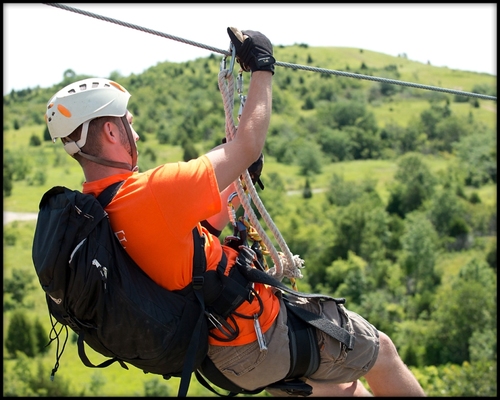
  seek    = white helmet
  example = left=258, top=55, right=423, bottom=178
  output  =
left=45, top=78, right=131, bottom=156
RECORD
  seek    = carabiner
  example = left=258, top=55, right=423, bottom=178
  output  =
left=220, top=42, right=237, bottom=77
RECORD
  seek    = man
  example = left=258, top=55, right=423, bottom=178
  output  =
left=44, top=27, right=425, bottom=397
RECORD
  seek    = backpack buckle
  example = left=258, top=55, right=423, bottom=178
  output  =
left=193, top=276, right=204, bottom=290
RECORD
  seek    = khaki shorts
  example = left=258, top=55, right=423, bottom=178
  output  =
left=208, top=293, right=379, bottom=391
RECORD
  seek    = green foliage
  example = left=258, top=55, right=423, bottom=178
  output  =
left=3, top=354, right=73, bottom=396
left=386, top=152, right=437, bottom=217
left=182, top=139, right=199, bottom=161
left=3, top=158, right=13, bottom=197
left=29, top=134, right=42, bottom=146
left=326, top=173, right=377, bottom=207
left=416, top=360, right=497, bottom=397
left=453, top=129, right=496, bottom=187
left=296, top=139, right=323, bottom=176
left=43, top=125, right=51, bottom=141
left=318, top=128, right=353, bottom=162
left=4, top=148, right=32, bottom=182
left=399, top=212, right=440, bottom=297
left=5, top=310, right=37, bottom=358
left=4, top=268, right=36, bottom=309
left=32, top=318, right=50, bottom=355
left=324, top=192, right=388, bottom=264
left=427, top=188, right=471, bottom=250
left=144, top=377, right=173, bottom=396
left=433, top=115, right=470, bottom=153
left=302, top=178, right=312, bottom=199
left=425, top=258, right=496, bottom=365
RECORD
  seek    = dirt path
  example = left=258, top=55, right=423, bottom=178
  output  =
left=4, top=211, right=38, bottom=225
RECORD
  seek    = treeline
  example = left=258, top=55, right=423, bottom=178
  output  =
left=4, top=48, right=496, bottom=193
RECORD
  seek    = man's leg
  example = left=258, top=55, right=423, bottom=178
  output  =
left=363, top=332, right=426, bottom=397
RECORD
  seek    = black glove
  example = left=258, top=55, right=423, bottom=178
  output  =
left=247, top=153, right=264, bottom=190
left=227, top=27, right=275, bottom=74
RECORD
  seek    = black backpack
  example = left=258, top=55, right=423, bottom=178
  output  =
left=32, top=182, right=209, bottom=397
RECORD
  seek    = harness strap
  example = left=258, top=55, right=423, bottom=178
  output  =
left=203, top=253, right=254, bottom=318
left=284, top=301, right=320, bottom=379
left=234, top=249, right=355, bottom=350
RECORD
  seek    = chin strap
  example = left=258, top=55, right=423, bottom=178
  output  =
left=76, top=152, right=134, bottom=171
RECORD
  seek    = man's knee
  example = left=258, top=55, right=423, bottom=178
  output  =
left=379, top=331, right=399, bottom=355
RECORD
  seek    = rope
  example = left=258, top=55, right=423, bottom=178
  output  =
left=43, top=3, right=496, bottom=101
left=218, top=69, right=305, bottom=282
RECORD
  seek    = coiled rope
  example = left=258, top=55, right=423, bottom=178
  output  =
left=44, top=3, right=496, bottom=101
left=218, top=69, right=304, bottom=282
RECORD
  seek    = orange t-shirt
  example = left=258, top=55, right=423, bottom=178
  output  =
left=82, top=155, right=280, bottom=346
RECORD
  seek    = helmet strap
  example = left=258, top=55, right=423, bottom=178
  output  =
left=76, top=151, right=133, bottom=170
left=63, top=117, right=138, bottom=171
left=120, top=115, right=138, bottom=172
left=63, top=120, right=90, bottom=156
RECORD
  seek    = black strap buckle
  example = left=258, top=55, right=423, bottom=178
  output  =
left=267, top=379, right=313, bottom=397
left=192, top=275, right=204, bottom=290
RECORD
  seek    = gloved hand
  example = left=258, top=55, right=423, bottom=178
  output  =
left=247, top=153, right=265, bottom=190
left=227, top=27, right=275, bottom=74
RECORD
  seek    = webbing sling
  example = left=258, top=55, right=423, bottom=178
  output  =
left=234, top=249, right=355, bottom=351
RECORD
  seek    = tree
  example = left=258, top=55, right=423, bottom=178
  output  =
left=330, top=100, right=367, bottom=129
left=5, top=310, right=37, bottom=358
left=325, top=193, right=388, bottom=264
left=435, top=116, right=470, bottom=153
left=345, top=125, right=381, bottom=160
left=29, top=134, right=42, bottom=146
left=144, top=378, right=173, bottom=396
left=453, top=130, right=496, bottom=187
left=426, top=188, right=471, bottom=249
left=302, top=178, right=312, bottom=199
left=419, top=101, right=452, bottom=141
left=4, top=268, right=35, bottom=306
left=3, top=353, right=73, bottom=396
left=318, top=128, right=353, bottom=162
left=296, top=140, right=323, bottom=176
left=33, top=318, right=50, bottom=355
left=43, top=125, right=51, bottom=141
left=182, top=139, right=199, bottom=161
left=398, top=212, right=440, bottom=298
left=326, top=173, right=361, bottom=207
left=386, top=152, right=437, bottom=218
left=330, top=252, right=368, bottom=305
left=3, top=158, right=13, bottom=197
left=425, top=258, right=497, bottom=365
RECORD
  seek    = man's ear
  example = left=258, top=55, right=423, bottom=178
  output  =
left=102, top=121, right=120, bottom=144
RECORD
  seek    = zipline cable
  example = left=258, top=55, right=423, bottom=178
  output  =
left=44, top=3, right=496, bottom=101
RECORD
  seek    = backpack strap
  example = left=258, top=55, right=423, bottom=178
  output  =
left=177, top=227, right=207, bottom=397
left=96, top=181, right=125, bottom=208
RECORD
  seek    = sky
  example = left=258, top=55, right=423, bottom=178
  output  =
left=3, top=3, right=497, bottom=95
